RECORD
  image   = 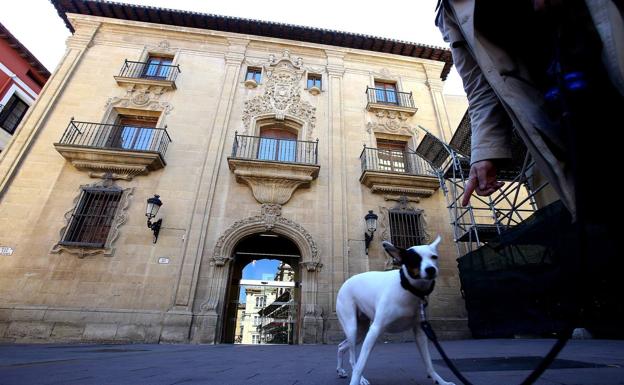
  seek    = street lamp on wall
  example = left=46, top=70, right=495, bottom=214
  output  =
left=364, top=210, right=378, bottom=254
left=146, top=194, right=163, bottom=244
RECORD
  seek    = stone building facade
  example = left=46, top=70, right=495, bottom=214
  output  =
left=0, top=1, right=468, bottom=344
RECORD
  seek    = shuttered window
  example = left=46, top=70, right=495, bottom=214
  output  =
left=388, top=210, right=425, bottom=249
left=0, top=95, right=29, bottom=134
left=60, top=187, right=122, bottom=248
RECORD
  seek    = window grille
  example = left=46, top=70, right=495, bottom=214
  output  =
left=60, top=187, right=122, bottom=248
left=388, top=209, right=425, bottom=249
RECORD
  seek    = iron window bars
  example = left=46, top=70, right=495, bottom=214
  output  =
left=231, top=133, right=319, bottom=165
left=59, top=187, right=122, bottom=248
left=360, top=146, right=433, bottom=176
left=389, top=209, right=426, bottom=248
left=366, top=86, right=415, bottom=108
left=118, top=59, right=181, bottom=82
left=58, top=120, right=171, bottom=157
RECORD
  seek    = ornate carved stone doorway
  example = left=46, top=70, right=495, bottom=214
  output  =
left=223, top=233, right=301, bottom=344
left=191, top=204, right=323, bottom=344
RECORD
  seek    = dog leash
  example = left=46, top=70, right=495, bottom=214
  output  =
left=419, top=303, right=572, bottom=385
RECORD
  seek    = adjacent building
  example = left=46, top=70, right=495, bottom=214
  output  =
left=0, top=0, right=468, bottom=344
left=0, top=22, right=50, bottom=151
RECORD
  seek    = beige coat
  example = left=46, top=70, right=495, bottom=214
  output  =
left=438, top=0, right=624, bottom=219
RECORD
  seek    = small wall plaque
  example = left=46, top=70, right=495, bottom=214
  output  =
left=0, top=246, right=14, bottom=256
left=158, top=257, right=170, bottom=264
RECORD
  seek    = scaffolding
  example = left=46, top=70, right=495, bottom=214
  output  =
left=415, top=113, right=550, bottom=258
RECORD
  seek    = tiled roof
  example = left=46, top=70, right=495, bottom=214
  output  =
left=0, top=22, right=51, bottom=79
left=50, top=0, right=453, bottom=79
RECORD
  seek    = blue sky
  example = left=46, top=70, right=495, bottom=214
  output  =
left=239, top=259, right=281, bottom=303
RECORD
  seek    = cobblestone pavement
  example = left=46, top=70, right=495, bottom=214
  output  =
left=1, top=339, right=623, bottom=385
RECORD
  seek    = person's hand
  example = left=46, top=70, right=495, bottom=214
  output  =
left=461, top=160, right=505, bottom=206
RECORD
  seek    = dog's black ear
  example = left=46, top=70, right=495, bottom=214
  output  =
left=382, top=241, right=404, bottom=264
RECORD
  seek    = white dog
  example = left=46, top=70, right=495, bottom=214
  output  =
left=336, top=236, right=455, bottom=385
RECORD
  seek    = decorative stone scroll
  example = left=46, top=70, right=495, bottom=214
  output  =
left=242, top=50, right=317, bottom=140
left=105, top=84, right=173, bottom=114
left=210, top=203, right=320, bottom=269
left=366, top=110, right=417, bottom=138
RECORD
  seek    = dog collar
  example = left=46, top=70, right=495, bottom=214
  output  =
left=399, top=268, right=435, bottom=301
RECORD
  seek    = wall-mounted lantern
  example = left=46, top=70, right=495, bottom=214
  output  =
left=364, top=210, right=378, bottom=254
left=146, top=194, right=163, bottom=243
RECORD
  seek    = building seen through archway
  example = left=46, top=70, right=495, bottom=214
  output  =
left=224, top=233, right=300, bottom=344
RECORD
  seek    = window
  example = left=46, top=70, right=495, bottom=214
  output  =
left=377, top=139, right=408, bottom=173
left=107, top=115, right=158, bottom=151
left=252, top=334, right=260, bottom=344
left=60, top=187, right=122, bottom=248
left=257, top=127, right=297, bottom=162
left=0, top=95, right=29, bottom=134
left=374, top=81, right=398, bottom=105
left=307, top=74, right=322, bottom=89
left=253, top=316, right=260, bottom=326
left=389, top=209, right=425, bottom=249
left=245, top=67, right=262, bottom=83
left=143, top=56, right=173, bottom=79
left=255, top=296, right=266, bottom=308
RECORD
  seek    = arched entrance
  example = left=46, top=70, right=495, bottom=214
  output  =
left=223, top=233, right=301, bottom=344
left=192, top=204, right=323, bottom=344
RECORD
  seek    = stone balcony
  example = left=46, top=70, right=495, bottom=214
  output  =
left=53, top=120, right=171, bottom=180
left=227, top=133, right=320, bottom=205
left=359, top=146, right=439, bottom=197
left=365, top=86, right=418, bottom=116
left=113, top=60, right=181, bottom=91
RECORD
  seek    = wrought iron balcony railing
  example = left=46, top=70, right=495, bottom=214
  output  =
left=117, top=60, right=181, bottom=83
left=366, top=86, right=415, bottom=109
left=231, top=133, right=318, bottom=165
left=58, top=120, right=171, bottom=157
left=360, top=146, right=433, bottom=176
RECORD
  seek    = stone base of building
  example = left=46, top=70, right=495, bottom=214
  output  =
left=0, top=305, right=183, bottom=344
left=323, top=314, right=471, bottom=344
left=0, top=305, right=331, bottom=344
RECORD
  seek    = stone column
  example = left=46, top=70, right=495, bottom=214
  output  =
left=323, top=50, right=347, bottom=341
left=301, top=261, right=323, bottom=343
left=163, top=38, right=248, bottom=343
left=425, top=65, right=453, bottom=142
left=189, top=256, right=233, bottom=344
left=0, top=18, right=101, bottom=197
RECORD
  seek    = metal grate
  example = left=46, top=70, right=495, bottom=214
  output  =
left=231, top=133, right=318, bottom=164
left=60, top=187, right=122, bottom=248
left=415, top=132, right=449, bottom=170
left=360, top=146, right=433, bottom=176
left=118, top=60, right=180, bottom=82
left=389, top=210, right=425, bottom=249
left=366, top=86, right=415, bottom=108
left=58, top=120, right=171, bottom=156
